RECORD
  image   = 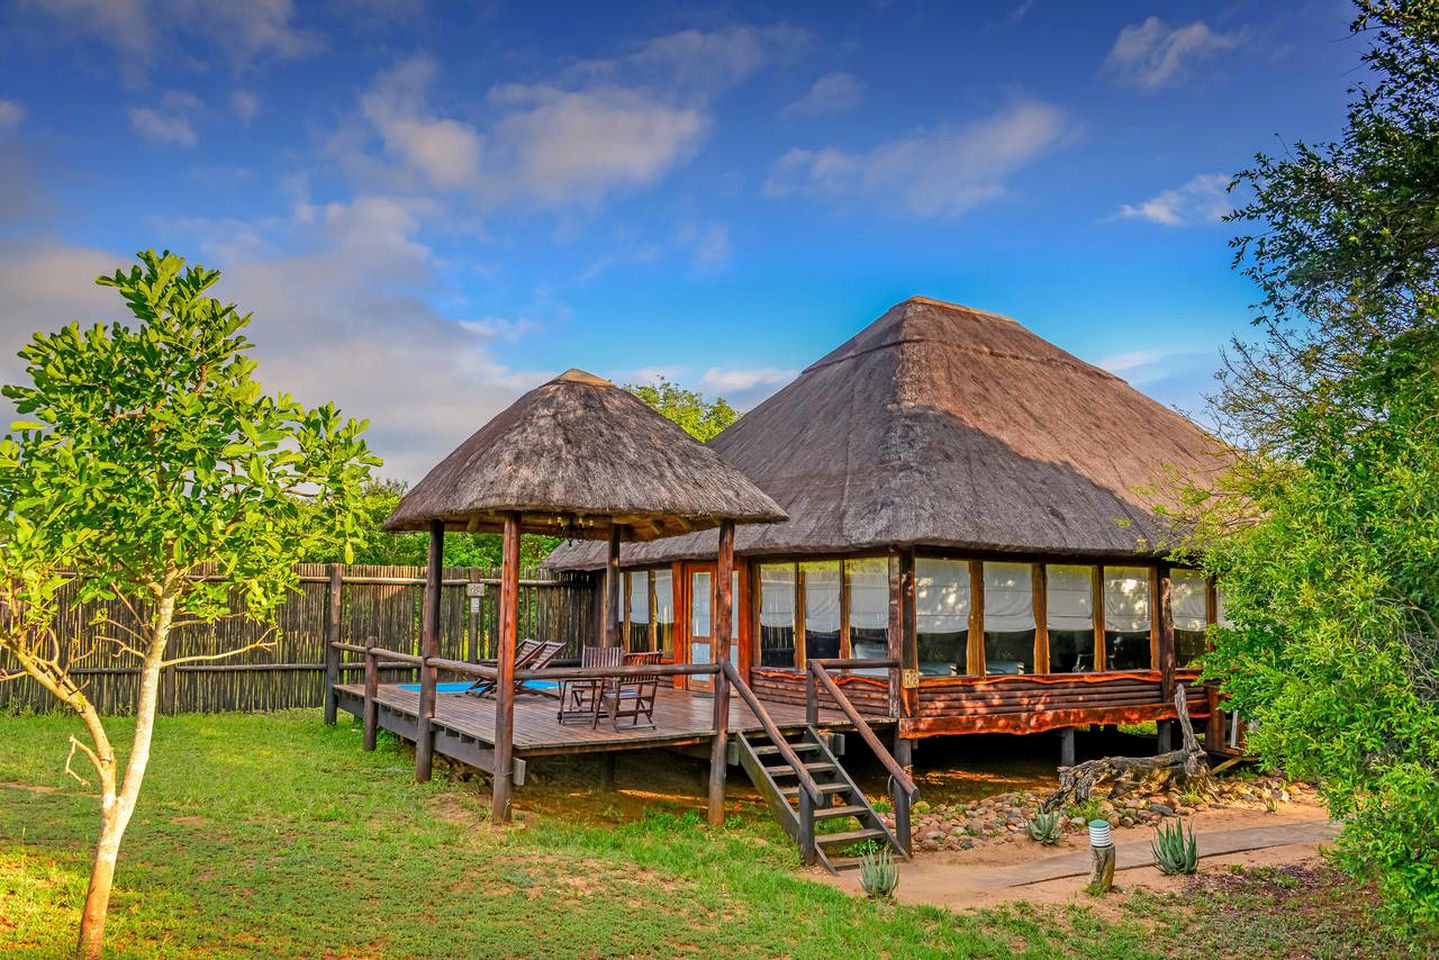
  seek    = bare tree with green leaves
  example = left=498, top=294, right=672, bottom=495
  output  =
left=0, top=251, right=379, bottom=959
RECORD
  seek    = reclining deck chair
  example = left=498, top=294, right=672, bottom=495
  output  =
left=465, top=639, right=564, bottom=699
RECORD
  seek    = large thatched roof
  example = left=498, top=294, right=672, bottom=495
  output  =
left=385, top=368, right=787, bottom=541
left=547, top=297, right=1223, bottom=567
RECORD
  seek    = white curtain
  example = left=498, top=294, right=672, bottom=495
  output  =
left=759, top=564, right=796, bottom=629
left=847, top=558, right=889, bottom=630
left=1046, top=565, right=1094, bottom=631
left=1171, top=568, right=1207, bottom=632
left=983, top=562, right=1034, bottom=632
left=916, top=558, right=969, bottom=632
left=628, top=571, right=650, bottom=625
left=802, top=561, right=842, bottom=634
left=653, top=569, right=674, bottom=625
left=1104, top=566, right=1151, bottom=633
left=691, top=571, right=712, bottom=636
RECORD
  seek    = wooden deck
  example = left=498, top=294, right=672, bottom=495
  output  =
left=335, top=682, right=878, bottom=764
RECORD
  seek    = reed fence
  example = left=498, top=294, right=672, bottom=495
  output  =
left=0, top=563, right=598, bottom=715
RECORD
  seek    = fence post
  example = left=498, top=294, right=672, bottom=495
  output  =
left=324, top=563, right=343, bottom=725
left=467, top=567, right=482, bottom=662
left=363, top=642, right=378, bottom=751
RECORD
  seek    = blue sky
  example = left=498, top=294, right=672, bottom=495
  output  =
left=0, top=0, right=1361, bottom=479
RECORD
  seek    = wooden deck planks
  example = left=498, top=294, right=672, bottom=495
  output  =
left=335, top=682, right=871, bottom=756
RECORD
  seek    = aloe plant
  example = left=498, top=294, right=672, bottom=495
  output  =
left=858, top=842, right=899, bottom=898
left=1151, top=819, right=1198, bottom=875
left=1027, top=811, right=1064, bottom=845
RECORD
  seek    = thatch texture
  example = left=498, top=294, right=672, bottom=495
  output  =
left=385, top=369, right=787, bottom=540
left=547, top=297, right=1224, bottom=567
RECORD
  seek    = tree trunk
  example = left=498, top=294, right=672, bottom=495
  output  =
left=75, top=590, right=174, bottom=960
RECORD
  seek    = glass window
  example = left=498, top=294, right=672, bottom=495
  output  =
left=653, top=569, right=674, bottom=658
left=690, top=571, right=712, bottom=638
left=1104, top=566, right=1152, bottom=670
left=801, top=561, right=842, bottom=661
left=1046, top=565, right=1095, bottom=673
left=759, top=563, right=796, bottom=667
left=846, top=558, right=889, bottom=659
left=1171, top=569, right=1208, bottom=667
left=627, top=571, right=651, bottom=652
left=983, top=562, right=1034, bottom=675
left=916, top=558, right=968, bottom=676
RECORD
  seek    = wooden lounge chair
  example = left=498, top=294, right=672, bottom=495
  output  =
left=464, top=639, right=562, bottom=699
left=557, top=646, right=623, bottom=724
left=515, top=641, right=567, bottom=699
left=594, top=662, right=659, bottom=732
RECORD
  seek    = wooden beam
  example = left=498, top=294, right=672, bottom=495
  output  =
left=968, top=560, right=985, bottom=677
left=414, top=520, right=443, bottom=782
left=1032, top=563, right=1049, bottom=675
left=899, top=551, right=919, bottom=718
left=708, top=519, right=736, bottom=826
left=887, top=553, right=903, bottom=720
left=1091, top=565, right=1106, bottom=672
left=492, top=512, right=522, bottom=822
left=603, top=525, right=622, bottom=648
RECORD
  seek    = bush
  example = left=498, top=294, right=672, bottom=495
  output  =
left=858, top=843, right=898, bottom=899
left=1151, top=820, right=1198, bottom=876
left=1027, top=811, right=1064, bottom=845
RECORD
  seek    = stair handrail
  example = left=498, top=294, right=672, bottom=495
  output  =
left=722, top=660, right=826, bottom=807
left=807, top=659, right=920, bottom=801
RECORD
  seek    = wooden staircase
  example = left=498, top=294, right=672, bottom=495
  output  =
left=736, top=724, right=908, bottom=873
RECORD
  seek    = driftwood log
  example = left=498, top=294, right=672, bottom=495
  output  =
left=1041, top=685, right=1210, bottom=814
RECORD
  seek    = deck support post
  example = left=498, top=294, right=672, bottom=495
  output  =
left=1157, top=720, right=1175, bottom=753
left=599, top=753, right=617, bottom=792
left=492, top=512, right=522, bottom=823
left=1059, top=726, right=1076, bottom=768
left=707, top=519, right=736, bottom=827
left=603, top=526, right=622, bottom=648
left=362, top=642, right=378, bottom=751
left=798, top=789, right=817, bottom=865
left=324, top=563, right=343, bottom=725
left=893, top=736, right=913, bottom=856
left=415, top=520, right=444, bottom=783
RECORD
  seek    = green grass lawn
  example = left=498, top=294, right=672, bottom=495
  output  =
left=0, top=711, right=1411, bottom=959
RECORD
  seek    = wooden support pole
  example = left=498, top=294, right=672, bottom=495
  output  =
left=1060, top=726, right=1076, bottom=768
left=323, top=563, right=343, bottom=725
left=707, top=519, right=735, bottom=827
left=1156, top=562, right=1176, bottom=699
left=886, top=553, right=903, bottom=720
left=362, top=643, right=378, bottom=751
left=599, top=753, right=617, bottom=792
left=899, top=551, right=919, bottom=720
left=967, top=559, right=985, bottom=676
left=603, top=526, right=622, bottom=648
left=415, top=520, right=443, bottom=782
left=1091, top=566, right=1106, bottom=672
left=893, top=736, right=913, bottom=856
left=1032, top=563, right=1049, bottom=675
left=492, top=512, right=522, bottom=822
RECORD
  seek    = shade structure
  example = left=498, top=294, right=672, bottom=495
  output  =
left=548, top=296, right=1227, bottom=568
left=384, top=368, right=787, bottom=539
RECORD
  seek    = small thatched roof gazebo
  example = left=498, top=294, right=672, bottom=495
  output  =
left=386, top=367, right=785, bottom=822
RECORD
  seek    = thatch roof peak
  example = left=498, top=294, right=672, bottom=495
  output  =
left=385, top=370, right=786, bottom=541
left=547, top=296, right=1224, bottom=568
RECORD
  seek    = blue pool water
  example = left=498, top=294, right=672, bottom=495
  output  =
left=397, top=680, right=559, bottom=693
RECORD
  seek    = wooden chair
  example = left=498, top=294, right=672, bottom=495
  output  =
left=594, top=663, right=659, bottom=732
left=558, top=646, right=623, bottom=724
left=515, top=641, right=567, bottom=699
left=464, top=638, right=543, bottom=698
left=623, top=650, right=664, bottom=666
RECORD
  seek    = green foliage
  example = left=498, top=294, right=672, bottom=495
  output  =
left=1151, top=820, right=1198, bottom=876
left=1176, top=2, right=1439, bottom=928
left=0, top=248, right=379, bottom=631
left=1068, top=798, right=1106, bottom=823
left=1028, top=811, right=1064, bottom=845
left=625, top=376, right=738, bottom=441
left=857, top=842, right=899, bottom=899
left=303, top=478, right=560, bottom=568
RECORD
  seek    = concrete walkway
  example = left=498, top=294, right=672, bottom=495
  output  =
left=1000, top=819, right=1341, bottom=887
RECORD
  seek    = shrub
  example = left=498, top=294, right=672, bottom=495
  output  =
left=858, top=843, right=899, bottom=899
left=1152, top=820, right=1198, bottom=875
left=1027, top=811, right=1064, bottom=845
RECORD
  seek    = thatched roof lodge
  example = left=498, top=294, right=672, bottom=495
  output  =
left=548, top=297, right=1227, bottom=740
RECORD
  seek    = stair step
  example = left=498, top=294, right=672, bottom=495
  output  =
left=764, top=761, right=837, bottom=776
left=751, top=742, right=822, bottom=756
left=778, top=782, right=851, bottom=798
left=819, top=855, right=867, bottom=872
left=816, top=828, right=890, bottom=847
left=813, top=804, right=870, bottom=820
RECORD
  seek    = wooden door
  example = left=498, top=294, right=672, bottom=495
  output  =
left=681, top=562, right=742, bottom=692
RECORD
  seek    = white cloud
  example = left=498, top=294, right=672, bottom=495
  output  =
left=1104, top=17, right=1245, bottom=89
left=129, top=89, right=202, bottom=146
left=232, top=89, right=258, bottom=126
left=699, top=366, right=796, bottom=394
left=577, top=24, right=808, bottom=95
left=1115, top=172, right=1231, bottom=226
left=0, top=99, right=23, bottom=130
left=784, top=72, right=864, bottom=117
left=765, top=100, right=1066, bottom=218
left=27, top=0, right=321, bottom=78
left=359, top=57, right=484, bottom=191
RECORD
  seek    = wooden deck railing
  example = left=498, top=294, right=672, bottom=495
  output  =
left=806, top=657, right=918, bottom=856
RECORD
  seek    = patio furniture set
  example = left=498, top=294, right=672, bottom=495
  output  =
left=464, top=638, right=662, bottom=731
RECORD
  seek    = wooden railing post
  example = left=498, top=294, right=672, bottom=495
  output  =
left=323, top=563, right=343, bottom=725
left=798, top=788, right=817, bottom=865
left=708, top=520, right=735, bottom=827
left=804, top=666, right=818, bottom=726
left=362, top=641, right=379, bottom=751
left=492, top=512, right=522, bottom=822
left=415, top=520, right=444, bottom=783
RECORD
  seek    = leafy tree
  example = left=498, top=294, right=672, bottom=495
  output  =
left=1178, top=1, right=1439, bottom=929
left=0, top=251, right=378, bottom=958
left=625, top=376, right=738, bottom=441
left=306, top=478, right=558, bottom=568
